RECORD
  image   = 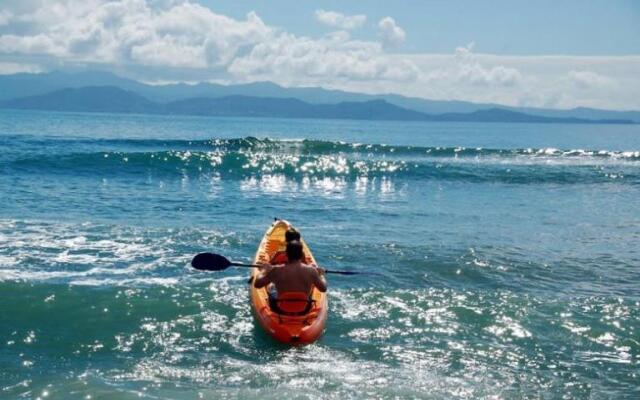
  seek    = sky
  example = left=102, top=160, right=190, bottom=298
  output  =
left=0, top=0, right=639, bottom=110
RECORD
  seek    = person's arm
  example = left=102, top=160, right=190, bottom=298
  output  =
left=253, top=265, right=274, bottom=288
left=311, top=267, right=327, bottom=292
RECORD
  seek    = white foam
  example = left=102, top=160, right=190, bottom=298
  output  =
left=0, top=219, right=227, bottom=286
left=485, top=315, right=532, bottom=339
left=70, top=277, right=180, bottom=287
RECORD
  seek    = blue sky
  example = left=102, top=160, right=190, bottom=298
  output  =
left=201, top=0, right=640, bottom=55
left=0, top=0, right=638, bottom=110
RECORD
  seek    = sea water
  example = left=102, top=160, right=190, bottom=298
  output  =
left=1, top=110, right=639, bottom=399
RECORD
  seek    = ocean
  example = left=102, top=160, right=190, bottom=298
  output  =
left=1, top=109, right=639, bottom=399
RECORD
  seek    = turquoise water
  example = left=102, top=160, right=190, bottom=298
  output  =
left=1, top=110, right=639, bottom=399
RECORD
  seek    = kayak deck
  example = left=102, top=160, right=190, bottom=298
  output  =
left=250, top=220, right=328, bottom=344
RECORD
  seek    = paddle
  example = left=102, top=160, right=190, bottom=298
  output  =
left=191, top=252, right=378, bottom=276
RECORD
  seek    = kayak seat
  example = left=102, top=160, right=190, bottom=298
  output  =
left=268, top=292, right=315, bottom=316
left=271, top=251, right=288, bottom=264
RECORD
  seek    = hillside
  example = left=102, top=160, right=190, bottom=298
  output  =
left=1, top=71, right=638, bottom=123
left=0, top=86, right=633, bottom=124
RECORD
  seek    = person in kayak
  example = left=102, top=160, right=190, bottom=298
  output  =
left=269, top=227, right=301, bottom=264
left=254, top=240, right=327, bottom=314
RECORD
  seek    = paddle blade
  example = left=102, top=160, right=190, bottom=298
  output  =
left=191, top=253, right=231, bottom=271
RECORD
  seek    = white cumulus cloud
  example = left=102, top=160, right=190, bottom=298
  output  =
left=0, top=61, right=44, bottom=74
left=453, top=42, right=522, bottom=86
left=378, top=17, right=405, bottom=48
left=228, top=32, right=419, bottom=85
left=405, top=51, right=640, bottom=109
left=315, top=9, right=366, bottom=30
left=0, top=0, right=272, bottom=69
left=568, top=70, right=612, bottom=89
left=0, top=0, right=418, bottom=86
left=0, top=1, right=638, bottom=110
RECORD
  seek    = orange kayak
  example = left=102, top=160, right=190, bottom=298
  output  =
left=250, top=220, right=328, bottom=344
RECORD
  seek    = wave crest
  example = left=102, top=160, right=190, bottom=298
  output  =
left=4, top=137, right=639, bottom=184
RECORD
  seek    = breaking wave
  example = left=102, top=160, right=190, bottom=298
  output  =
left=4, top=137, right=639, bottom=184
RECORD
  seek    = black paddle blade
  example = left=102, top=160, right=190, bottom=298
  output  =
left=191, top=253, right=231, bottom=271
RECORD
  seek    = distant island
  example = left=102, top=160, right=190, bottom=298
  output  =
left=0, top=71, right=636, bottom=124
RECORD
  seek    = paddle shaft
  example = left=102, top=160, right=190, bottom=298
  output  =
left=230, top=262, right=367, bottom=276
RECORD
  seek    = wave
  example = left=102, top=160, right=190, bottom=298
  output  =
left=5, top=136, right=640, bottom=160
left=3, top=137, right=639, bottom=184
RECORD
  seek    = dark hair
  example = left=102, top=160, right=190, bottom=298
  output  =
left=285, top=228, right=301, bottom=243
left=286, top=240, right=304, bottom=262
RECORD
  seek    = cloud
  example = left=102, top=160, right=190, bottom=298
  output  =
left=405, top=52, right=640, bottom=109
left=452, top=42, right=522, bottom=86
left=0, top=33, right=64, bottom=56
left=0, top=61, right=44, bottom=74
left=458, top=63, right=522, bottom=86
left=315, top=9, right=366, bottom=30
left=228, top=32, right=419, bottom=85
left=454, top=42, right=475, bottom=57
left=0, top=0, right=418, bottom=85
left=378, top=17, right=405, bottom=48
left=568, top=70, right=612, bottom=89
left=0, top=1, right=272, bottom=68
left=0, top=1, right=638, bottom=110
left=0, top=10, right=12, bottom=26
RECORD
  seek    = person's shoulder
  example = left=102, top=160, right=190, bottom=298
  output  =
left=265, top=263, right=284, bottom=273
left=302, top=263, right=320, bottom=273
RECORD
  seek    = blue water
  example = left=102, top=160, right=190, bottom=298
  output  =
left=1, top=109, right=639, bottom=399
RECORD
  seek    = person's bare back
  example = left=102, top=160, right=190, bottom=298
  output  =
left=254, top=240, right=327, bottom=295
left=255, top=260, right=326, bottom=294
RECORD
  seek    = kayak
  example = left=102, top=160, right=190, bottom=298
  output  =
left=250, top=220, right=328, bottom=344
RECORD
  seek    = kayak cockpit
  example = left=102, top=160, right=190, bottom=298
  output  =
left=268, top=291, right=315, bottom=316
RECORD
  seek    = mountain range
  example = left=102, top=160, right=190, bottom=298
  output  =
left=0, top=71, right=637, bottom=124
